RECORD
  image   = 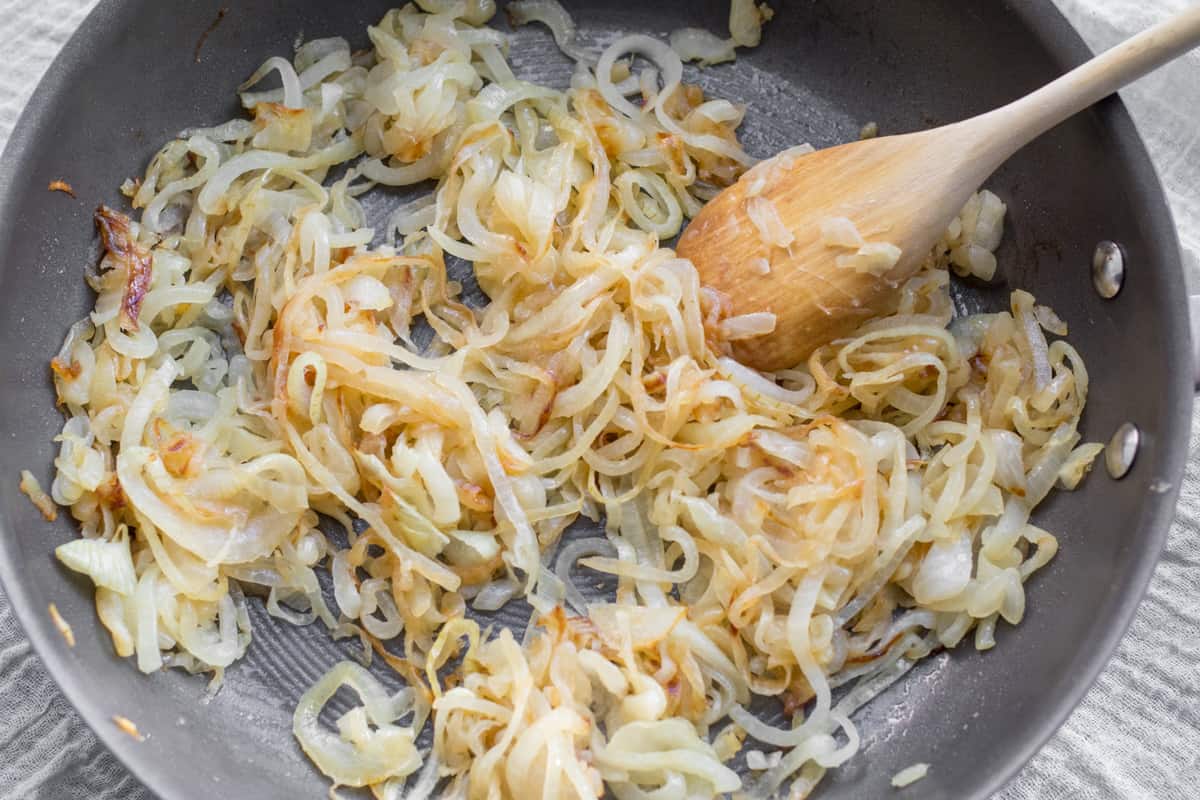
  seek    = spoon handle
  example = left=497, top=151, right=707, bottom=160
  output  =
left=980, top=5, right=1200, bottom=153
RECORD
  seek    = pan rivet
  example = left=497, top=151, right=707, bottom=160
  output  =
left=1092, top=241, right=1124, bottom=299
left=1105, top=422, right=1139, bottom=479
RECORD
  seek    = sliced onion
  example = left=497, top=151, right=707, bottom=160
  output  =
left=819, top=216, right=864, bottom=249
left=892, top=763, right=930, bottom=788
left=56, top=536, right=138, bottom=596
left=744, top=196, right=793, bottom=248
left=471, top=578, right=520, bottom=611
left=719, top=311, right=776, bottom=341
left=971, top=189, right=1006, bottom=250
left=597, top=719, right=741, bottom=794
left=911, top=530, right=972, bottom=604
left=508, top=0, right=592, bottom=63
left=1014, top=290, right=1052, bottom=390
left=669, top=28, right=736, bottom=65
left=1034, top=304, right=1068, bottom=336
left=197, top=136, right=362, bottom=215
left=730, top=0, right=772, bottom=48
left=837, top=241, right=902, bottom=275
left=718, top=356, right=813, bottom=405
left=239, top=56, right=303, bottom=108
left=293, top=662, right=420, bottom=788
left=596, top=35, right=683, bottom=119
left=989, top=430, right=1028, bottom=496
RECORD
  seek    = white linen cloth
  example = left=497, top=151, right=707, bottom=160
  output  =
left=0, top=1, right=1197, bottom=797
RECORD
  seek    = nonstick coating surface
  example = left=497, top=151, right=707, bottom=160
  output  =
left=0, top=1, right=1190, bottom=798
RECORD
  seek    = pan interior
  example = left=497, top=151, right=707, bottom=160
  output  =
left=0, top=1, right=1188, bottom=799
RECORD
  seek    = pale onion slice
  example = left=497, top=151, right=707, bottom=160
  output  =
left=293, top=661, right=420, bottom=788
left=669, top=28, right=737, bottom=65
left=730, top=0, right=774, bottom=47
left=745, top=195, right=794, bottom=248
left=819, top=216, right=864, bottom=249
left=55, top=535, right=138, bottom=596
left=836, top=241, right=902, bottom=275
left=719, top=311, right=777, bottom=340
left=892, top=762, right=930, bottom=788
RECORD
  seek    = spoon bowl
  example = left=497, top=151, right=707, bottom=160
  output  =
left=678, top=5, right=1200, bottom=371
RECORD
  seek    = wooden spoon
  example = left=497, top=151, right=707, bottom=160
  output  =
left=677, top=6, right=1200, bottom=372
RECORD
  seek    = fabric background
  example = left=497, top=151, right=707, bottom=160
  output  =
left=1, top=0, right=1197, bottom=797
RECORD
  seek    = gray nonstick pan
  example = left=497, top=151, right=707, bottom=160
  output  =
left=0, top=1, right=1192, bottom=798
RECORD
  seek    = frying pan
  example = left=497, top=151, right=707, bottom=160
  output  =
left=0, top=1, right=1193, bottom=798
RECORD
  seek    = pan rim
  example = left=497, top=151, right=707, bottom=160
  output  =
left=0, top=1, right=1190, bottom=798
